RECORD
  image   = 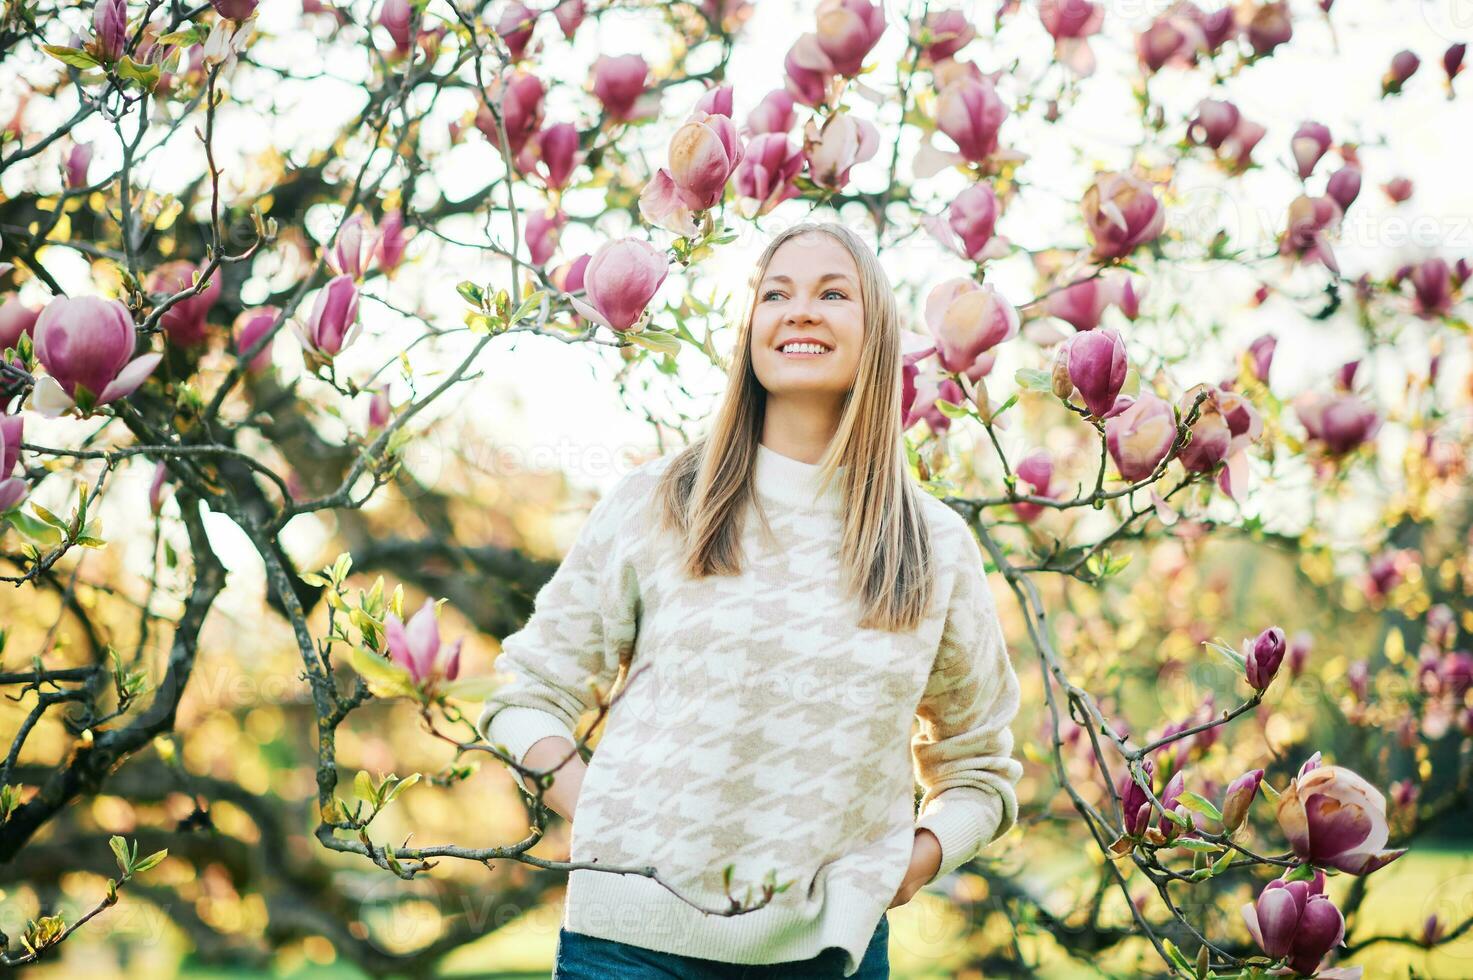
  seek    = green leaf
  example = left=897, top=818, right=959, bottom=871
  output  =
left=1174, top=838, right=1218, bottom=854
left=348, top=646, right=418, bottom=699
left=132, top=848, right=167, bottom=874
left=1161, top=938, right=1194, bottom=974
left=1014, top=367, right=1053, bottom=392
left=1259, top=780, right=1281, bottom=805
left=1209, top=846, right=1234, bottom=877
left=1204, top=639, right=1247, bottom=669
left=456, top=281, right=485, bottom=307
left=511, top=289, right=547, bottom=323
left=116, top=56, right=161, bottom=89
left=30, top=503, right=70, bottom=531
left=382, top=773, right=420, bottom=805
left=110, top=835, right=131, bottom=874
left=933, top=397, right=970, bottom=419
left=42, top=44, right=102, bottom=70
left=623, top=329, right=680, bottom=357
left=354, top=770, right=377, bottom=804
left=438, top=675, right=502, bottom=701
left=1177, top=791, right=1223, bottom=823
left=1282, top=862, right=1316, bottom=882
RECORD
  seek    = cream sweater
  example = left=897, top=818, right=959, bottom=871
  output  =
left=477, top=443, right=1023, bottom=977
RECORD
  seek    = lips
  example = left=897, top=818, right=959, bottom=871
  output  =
left=776, top=337, right=833, bottom=353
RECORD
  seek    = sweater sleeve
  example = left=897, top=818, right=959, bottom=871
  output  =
left=912, top=524, right=1023, bottom=884
left=476, top=472, right=643, bottom=797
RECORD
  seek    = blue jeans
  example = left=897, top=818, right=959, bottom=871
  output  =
left=553, top=912, right=889, bottom=979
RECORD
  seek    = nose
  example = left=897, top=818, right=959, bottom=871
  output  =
left=784, top=296, right=821, bottom=326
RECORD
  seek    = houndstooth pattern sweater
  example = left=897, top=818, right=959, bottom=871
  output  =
left=477, top=443, right=1023, bottom=977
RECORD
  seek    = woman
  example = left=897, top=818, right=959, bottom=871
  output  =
left=478, top=221, right=1023, bottom=979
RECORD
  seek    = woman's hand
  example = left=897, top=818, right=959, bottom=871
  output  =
left=521, top=735, right=587, bottom=822
left=888, top=828, right=943, bottom=908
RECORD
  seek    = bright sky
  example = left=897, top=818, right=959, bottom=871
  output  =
left=3, top=0, right=1469, bottom=577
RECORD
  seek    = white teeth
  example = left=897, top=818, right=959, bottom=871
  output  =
left=780, top=343, right=829, bottom=354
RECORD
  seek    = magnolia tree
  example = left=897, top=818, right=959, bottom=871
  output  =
left=0, top=0, right=1470, bottom=974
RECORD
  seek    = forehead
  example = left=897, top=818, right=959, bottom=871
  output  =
left=762, top=233, right=858, bottom=280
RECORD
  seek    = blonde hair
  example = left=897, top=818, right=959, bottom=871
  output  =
left=654, top=221, right=938, bottom=632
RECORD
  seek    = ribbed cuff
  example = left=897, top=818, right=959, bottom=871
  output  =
left=479, top=704, right=577, bottom=797
left=915, top=788, right=1002, bottom=883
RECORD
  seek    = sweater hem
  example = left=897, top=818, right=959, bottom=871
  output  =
left=562, top=866, right=891, bottom=978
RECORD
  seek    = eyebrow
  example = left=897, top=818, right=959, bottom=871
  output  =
left=760, top=273, right=855, bottom=287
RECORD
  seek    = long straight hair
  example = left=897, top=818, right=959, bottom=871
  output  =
left=653, top=221, right=938, bottom=632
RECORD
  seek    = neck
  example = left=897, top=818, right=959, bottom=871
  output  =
left=753, top=440, right=844, bottom=514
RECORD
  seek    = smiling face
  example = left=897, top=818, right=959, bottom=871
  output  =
left=749, top=232, right=866, bottom=402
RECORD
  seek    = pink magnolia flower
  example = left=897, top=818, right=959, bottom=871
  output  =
left=694, top=83, right=733, bottom=118
left=744, top=89, right=796, bottom=136
left=494, top=1, right=536, bottom=62
left=923, top=182, right=1010, bottom=263
left=553, top=0, right=585, bottom=39
left=936, top=76, right=1008, bottom=162
left=1327, top=165, right=1362, bottom=212
left=802, top=112, right=878, bottom=190
left=734, top=133, right=804, bottom=217
left=1057, top=327, right=1127, bottom=417
left=65, top=142, right=93, bottom=190
left=374, top=209, right=410, bottom=275
left=1382, top=49, right=1420, bottom=95
left=1039, top=0, right=1104, bottom=76
left=385, top=598, right=463, bottom=687
left=1291, top=121, right=1333, bottom=179
left=1118, top=758, right=1156, bottom=838
left=784, top=33, right=836, bottom=108
left=1082, top=172, right=1165, bottom=260
left=1240, top=871, right=1348, bottom=977
left=292, top=274, right=361, bottom=361
left=1246, top=333, right=1276, bottom=383
left=1278, top=194, right=1342, bottom=274
left=367, top=386, right=391, bottom=429
left=32, top=296, right=162, bottom=416
left=525, top=207, right=566, bottom=266
left=378, top=0, right=413, bottom=56
left=1012, top=448, right=1058, bottom=523
left=640, top=111, right=743, bottom=236
left=1244, top=625, right=1286, bottom=691
left=327, top=213, right=374, bottom=280
left=1136, top=10, right=1208, bottom=73
left=814, top=0, right=885, bottom=77
left=475, top=71, right=545, bottom=157
left=924, top=278, right=1018, bottom=375
left=1175, top=389, right=1231, bottom=473
left=1220, top=768, right=1264, bottom=831
left=147, top=260, right=221, bottom=348
left=1220, top=116, right=1268, bottom=173
left=1043, top=276, right=1121, bottom=331
left=212, top=0, right=259, bottom=20
left=232, top=307, right=278, bottom=374
left=1445, top=42, right=1467, bottom=85
left=913, top=10, right=974, bottom=63
left=1276, top=762, right=1407, bottom=875
left=1105, top=392, right=1175, bottom=481
left=570, top=238, right=668, bottom=332
left=0, top=413, right=24, bottom=512
left=92, top=0, right=128, bottom=63
left=1383, top=176, right=1414, bottom=202
left=0, top=294, right=40, bottom=352
left=1188, top=99, right=1239, bottom=149
left=592, top=54, right=655, bottom=122
left=903, top=369, right=965, bottom=433
left=1408, top=258, right=1452, bottom=319
left=531, top=122, right=580, bottom=191
left=148, top=459, right=171, bottom=515
left=1294, top=390, right=1380, bottom=455
left=1245, top=0, right=1292, bottom=57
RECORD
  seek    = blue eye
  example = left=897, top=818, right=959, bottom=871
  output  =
left=823, top=289, right=846, bottom=300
